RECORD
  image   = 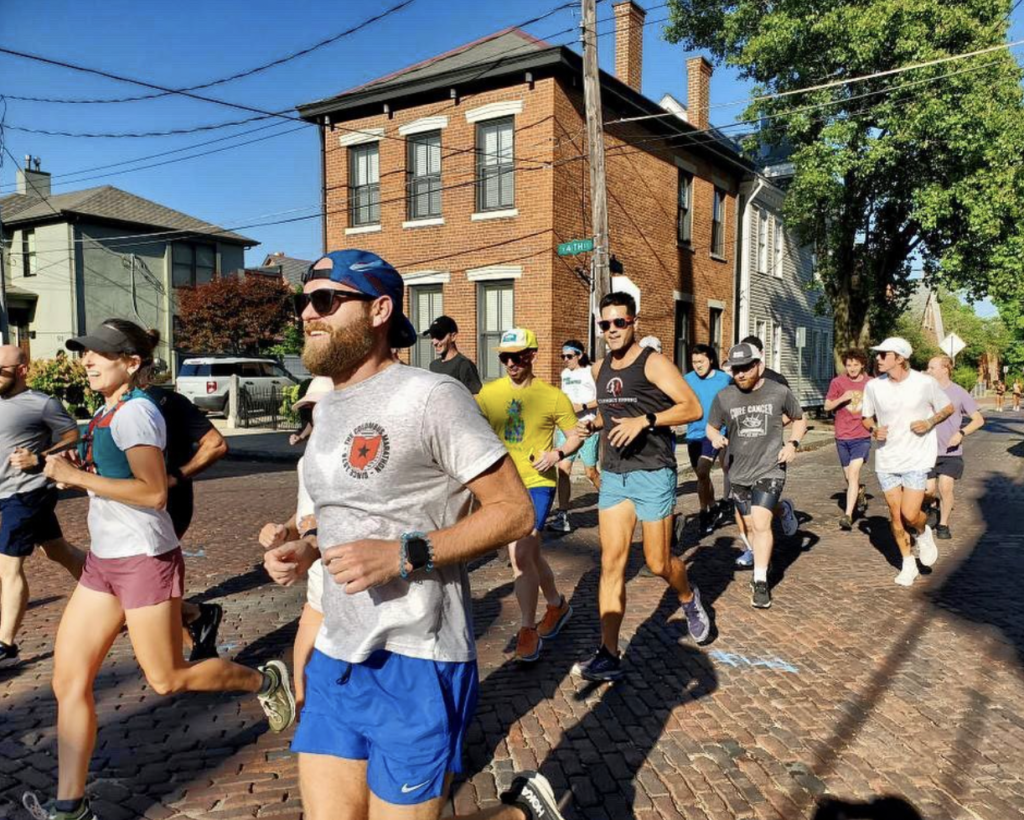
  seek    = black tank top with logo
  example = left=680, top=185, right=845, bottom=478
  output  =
left=596, top=347, right=677, bottom=474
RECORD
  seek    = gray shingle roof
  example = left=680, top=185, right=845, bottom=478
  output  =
left=259, top=253, right=313, bottom=286
left=0, top=185, right=257, bottom=245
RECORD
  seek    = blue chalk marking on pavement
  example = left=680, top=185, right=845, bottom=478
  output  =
left=709, top=650, right=798, bottom=674
left=182, top=548, right=206, bottom=558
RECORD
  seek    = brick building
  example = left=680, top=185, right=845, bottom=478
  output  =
left=296, top=2, right=752, bottom=382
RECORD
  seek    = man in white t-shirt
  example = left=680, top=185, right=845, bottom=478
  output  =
left=860, top=337, right=954, bottom=586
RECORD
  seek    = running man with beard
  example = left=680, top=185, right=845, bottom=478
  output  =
left=861, top=337, right=954, bottom=587
left=263, top=250, right=570, bottom=820
left=573, top=292, right=709, bottom=683
left=824, top=349, right=872, bottom=530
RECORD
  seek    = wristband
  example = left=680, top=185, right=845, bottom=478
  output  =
left=556, top=449, right=565, bottom=461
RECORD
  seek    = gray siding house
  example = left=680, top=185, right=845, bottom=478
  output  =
left=1, top=163, right=257, bottom=366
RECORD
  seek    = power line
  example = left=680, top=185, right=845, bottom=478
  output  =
left=5, top=111, right=286, bottom=139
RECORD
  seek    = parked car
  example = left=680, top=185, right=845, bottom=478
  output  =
left=175, top=356, right=297, bottom=414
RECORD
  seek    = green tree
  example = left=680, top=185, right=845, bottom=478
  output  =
left=664, top=0, right=1024, bottom=356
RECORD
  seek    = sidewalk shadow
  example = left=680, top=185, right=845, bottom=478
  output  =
left=187, top=564, right=272, bottom=605
left=857, top=515, right=904, bottom=569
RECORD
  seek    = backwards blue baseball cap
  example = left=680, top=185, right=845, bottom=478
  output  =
left=302, top=249, right=417, bottom=348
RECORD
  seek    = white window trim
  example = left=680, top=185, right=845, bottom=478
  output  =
left=465, top=100, right=523, bottom=123
left=773, top=217, right=785, bottom=279
left=707, top=299, right=726, bottom=310
left=344, top=224, right=382, bottom=235
left=673, top=291, right=693, bottom=302
left=402, top=217, right=446, bottom=229
left=467, top=265, right=523, bottom=282
left=338, top=128, right=385, bottom=147
left=471, top=208, right=519, bottom=222
left=397, top=116, right=449, bottom=137
left=404, top=270, right=451, bottom=286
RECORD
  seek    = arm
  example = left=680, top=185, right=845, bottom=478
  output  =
left=910, top=403, right=954, bottom=435
left=10, top=426, right=80, bottom=471
left=178, top=427, right=228, bottom=481
left=45, top=445, right=168, bottom=509
left=778, top=415, right=809, bottom=464
left=948, top=410, right=984, bottom=449
left=607, top=353, right=701, bottom=448
left=705, top=395, right=728, bottom=449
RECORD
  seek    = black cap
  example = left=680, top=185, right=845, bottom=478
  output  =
left=66, top=324, right=136, bottom=355
left=422, top=315, right=458, bottom=339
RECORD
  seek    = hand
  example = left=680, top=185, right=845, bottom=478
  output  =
left=298, top=515, right=317, bottom=536
left=9, top=447, right=39, bottom=471
left=44, top=453, right=83, bottom=487
left=910, top=419, right=933, bottom=435
left=575, top=419, right=594, bottom=439
left=873, top=425, right=888, bottom=442
left=777, top=442, right=797, bottom=464
left=608, top=416, right=648, bottom=448
left=321, top=539, right=403, bottom=595
left=289, top=433, right=302, bottom=446
left=263, top=539, right=318, bottom=587
left=167, top=473, right=179, bottom=489
left=710, top=433, right=729, bottom=450
left=842, top=390, right=857, bottom=404
left=948, top=431, right=964, bottom=449
left=259, top=522, right=289, bottom=549
left=531, top=450, right=561, bottom=472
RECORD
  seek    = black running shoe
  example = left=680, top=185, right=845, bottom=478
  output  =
left=188, top=603, right=223, bottom=662
left=501, top=771, right=567, bottom=820
left=698, top=509, right=714, bottom=535
left=571, top=646, right=623, bottom=682
left=0, top=640, right=19, bottom=667
left=839, top=515, right=853, bottom=531
left=925, top=505, right=939, bottom=531
left=750, top=579, right=772, bottom=609
left=935, top=525, right=952, bottom=540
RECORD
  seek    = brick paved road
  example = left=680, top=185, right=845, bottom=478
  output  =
left=2, top=415, right=1023, bottom=820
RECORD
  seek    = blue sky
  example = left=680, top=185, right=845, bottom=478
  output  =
left=1, top=0, right=1019, bottom=317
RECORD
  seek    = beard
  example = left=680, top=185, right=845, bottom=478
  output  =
left=0, top=377, right=17, bottom=397
left=302, top=313, right=376, bottom=379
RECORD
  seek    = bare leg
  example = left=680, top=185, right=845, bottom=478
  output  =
left=745, top=506, right=775, bottom=574
left=293, top=604, right=323, bottom=713
left=640, top=516, right=693, bottom=601
left=695, top=459, right=715, bottom=512
left=845, top=460, right=865, bottom=518
left=938, top=475, right=956, bottom=526
left=509, top=532, right=559, bottom=628
left=585, top=464, right=601, bottom=491
left=597, top=502, right=636, bottom=653
left=900, top=489, right=927, bottom=535
left=883, top=487, right=912, bottom=558
left=38, top=537, right=86, bottom=580
left=0, top=554, right=29, bottom=646
left=555, top=460, right=572, bottom=513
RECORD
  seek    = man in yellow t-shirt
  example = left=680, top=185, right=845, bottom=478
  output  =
left=476, top=328, right=587, bottom=663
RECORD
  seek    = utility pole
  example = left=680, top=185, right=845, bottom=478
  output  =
left=0, top=205, right=9, bottom=345
left=581, top=0, right=610, bottom=353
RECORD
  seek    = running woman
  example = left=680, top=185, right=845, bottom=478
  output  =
left=549, top=339, right=601, bottom=534
left=0, top=345, right=82, bottom=666
left=994, top=378, right=1006, bottom=412
left=1013, top=378, right=1022, bottom=412
left=573, top=292, right=709, bottom=683
left=25, top=320, right=294, bottom=820
left=923, top=356, right=984, bottom=540
left=707, top=343, right=807, bottom=609
left=683, top=343, right=732, bottom=536
left=861, top=337, right=954, bottom=586
left=262, top=250, right=569, bottom=820
left=476, top=328, right=583, bottom=663
left=824, top=349, right=873, bottom=530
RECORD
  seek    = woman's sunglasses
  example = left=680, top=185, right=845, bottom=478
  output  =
left=597, top=317, right=635, bottom=332
left=561, top=352, right=580, bottom=360
left=294, top=290, right=374, bottom=318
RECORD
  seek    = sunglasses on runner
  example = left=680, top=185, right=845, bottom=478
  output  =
left=561, top=352, right=579, bottom=360
left=499, top=352, right=529, bottom=366
left=597, top=318, right=635, bottom=332
left=294, top=289, right=375, bottom=318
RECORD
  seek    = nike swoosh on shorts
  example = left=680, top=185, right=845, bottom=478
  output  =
left=401, top=781, right=430, bottom=794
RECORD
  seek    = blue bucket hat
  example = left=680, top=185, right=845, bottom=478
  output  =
left=302, top=249, right=417, bottom=348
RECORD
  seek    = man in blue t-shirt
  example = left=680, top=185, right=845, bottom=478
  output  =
left=683, top=344, right=732, bottom=534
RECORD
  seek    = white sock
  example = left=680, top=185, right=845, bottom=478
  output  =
left=740, top=532, right=753, bottom=551
left=753, top=566, right=768, bottom=582
left=902, top=556, right=916, bottom=571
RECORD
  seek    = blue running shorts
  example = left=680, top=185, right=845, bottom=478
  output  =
left=598, top=467, right=677, bottom=522
left=528, top=486, right=557, bottom=532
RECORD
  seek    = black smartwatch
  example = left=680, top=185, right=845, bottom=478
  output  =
left=790, top=439, right=801, bottom=449
left=405, top=535, right=432, bottom=571
left=645, top=412, right=657, bottom=430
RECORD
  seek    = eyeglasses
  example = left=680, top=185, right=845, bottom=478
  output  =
left=294, top=289, right=374, bottom=318
left=561, top=352, right=579, bottom=360
left=597, top=317, right=635, bottom=332
left=499, top=352, right=528, bottom=366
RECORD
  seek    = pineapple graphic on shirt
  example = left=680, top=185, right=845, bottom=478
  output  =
left=504, top=399, right=525, bottom=444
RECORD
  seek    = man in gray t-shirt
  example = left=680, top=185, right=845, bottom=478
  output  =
left=708, top=343, right=807, bottom=610
left=0, top=345, right=83, bottom=665
left=262, top=249, right=569, bottom=820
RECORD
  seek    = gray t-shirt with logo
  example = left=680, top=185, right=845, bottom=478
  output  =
left=0, top=389, right=78, bottom=500
left=304, top=364, right=508, bottom=664
left=708, top=379, right=803, bottom=487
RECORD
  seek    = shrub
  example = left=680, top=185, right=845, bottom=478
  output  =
left=951, top=365, right=979, bottom=392
left=27, top=354, right=102, bottom=418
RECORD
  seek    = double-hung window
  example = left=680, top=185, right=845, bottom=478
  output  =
left=677, top=171, right=693, bottom=245
left=349, top=143, right=380, bottom=227
left=21, top=229, right=36, bottom=277
left=773, top=216, right=784, bottom=278
left=757, top=209, right=768, bottom=273
left=407, top=131, right=442, bottom=220
left=478, top=280, right=514, bottom=381
left=476, top=117, right=515, bottom=212
left=711, top=187, right=726, bottom=257
left=172, top=243, right=216, bottom=288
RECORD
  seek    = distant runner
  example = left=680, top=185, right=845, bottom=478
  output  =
left=824, top=349, right=872, bottom=530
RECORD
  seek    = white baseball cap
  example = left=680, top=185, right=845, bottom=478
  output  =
left=870, top=337, right=913, bottom=359
left=639, top=336, right=662, bottom=353
left=293, top=375, right=335, bottom=410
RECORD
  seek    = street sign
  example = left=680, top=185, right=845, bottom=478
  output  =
left=939, top=332, right=966, bottom=359
left=795, top=327, right=806, bottom=348
left=557, top=238, right=595, bottom=257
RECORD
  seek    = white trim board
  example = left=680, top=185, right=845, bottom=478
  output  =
left=338, top=128, right=385, bottom=147
left=403, top=270, right=450, bottom=286
left=465, top=100, right=523, bottom=123
left=397, top=116, right=449, bottom=136
left=466, top=265, right=523, bottom=282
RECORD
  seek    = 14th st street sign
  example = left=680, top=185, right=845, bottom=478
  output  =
left=557, top=238, right=594, bottom=256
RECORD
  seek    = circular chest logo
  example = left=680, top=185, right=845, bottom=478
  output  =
left=606, top=377, right=624, bottom=398
left=342, top=422, right=390, bottom=479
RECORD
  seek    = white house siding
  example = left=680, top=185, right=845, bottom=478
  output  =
left=739, top=182, right=833, bottom=407
left=7, top=222, right=77, bottom=360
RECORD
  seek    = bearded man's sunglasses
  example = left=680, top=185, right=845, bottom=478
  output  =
left=597, top=317, right=635, bottom=332
left=294, top=290, right=374, bottom=319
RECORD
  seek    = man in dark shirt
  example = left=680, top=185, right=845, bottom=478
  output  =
left=423, top=316, right=483, bottom=394
left=740, top=335, right=790, bottom=387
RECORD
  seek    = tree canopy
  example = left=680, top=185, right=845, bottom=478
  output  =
left=175, top=274, right=293, bottom=355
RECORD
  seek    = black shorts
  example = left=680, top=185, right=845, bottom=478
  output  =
left=929, top=456, right=964, bottom=481
left=167, top=481, right=195, bottom=540
left=0, top=486, right=63, bottom=558
left=686, top=438, right=720, bottom=472
left=731, top=478, right=786, bottom=516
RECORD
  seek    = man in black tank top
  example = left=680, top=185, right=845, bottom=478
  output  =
left=571, top=292, right=711, bottom=683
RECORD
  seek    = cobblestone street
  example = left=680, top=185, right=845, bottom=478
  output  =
left=2, top=412, right=1023, bottom=820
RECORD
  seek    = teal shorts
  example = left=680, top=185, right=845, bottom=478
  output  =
left=598, top=467, right=677, bottom=522
left=554, top=428, right=600, bottom=468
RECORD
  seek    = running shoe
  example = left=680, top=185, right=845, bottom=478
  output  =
left=546, top=511, right=572, bottom=534
left=537, top=596, right=573, bottom=639
left=257, top=660, right=296, bottom=733
left=0, top=640, right=19, bottom=667
left=735, top=548, right=754, bottom=569
left=23, top=794, right=97, bottom=820
left=750, top=579, right=772, bottom=609
left=712, top=500, right=731, bottom=529
left=925, top=505, right=939, bottom=531
left=514, top=627, right=542, bottom=663
left=935, top=525, right=952, bottom=540
left=856, top=484, right=868, bottom=514
left=501, top=771, right=567, bottom=820
left=894, top=562, right=920, bottom=587
left=916, top=525, right=939, bottom=568
left=839, top=515, right=853, bottom=531
left=572, top=646, right=624, bottom=682
left=682, top=587, right=711, bottom=643
left=779, top=500, right=799, bottom=537
left=698, top=509, right=714, bottom=535
left=187, top=602, right=223, bottom=662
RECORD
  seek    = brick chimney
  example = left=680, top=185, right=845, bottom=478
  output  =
left=687, top=56, right=714, bottom=130
left=613, top=1, right=646, bottom=92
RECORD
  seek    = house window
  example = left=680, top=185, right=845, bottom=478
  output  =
left=773, top=216, right=784, bottom=279
left=674, top=300, right=692, bottom=370
left=709, top=306, right=724, bottom=362
left=407, top=131, right=442, bottom=220
left=349, top=143, right=380, bottom=226
left=172, top=243, right=216, bottom=288
left=757, top=209, right=768, bottom=273
left=476, top=117, right=515, bottom=212
left=772, top=323, right=782, bottom=372
left=21, top=229, right=36, bottom=277
left=677, top=171, right=693, bottom=245
left=478, top=280, right=514, bottom=381
left=756, top=319, right=769, bottom=359
left=711, top=187, right=726, bottom=257
left=409, top=285, right=444, bottom=369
